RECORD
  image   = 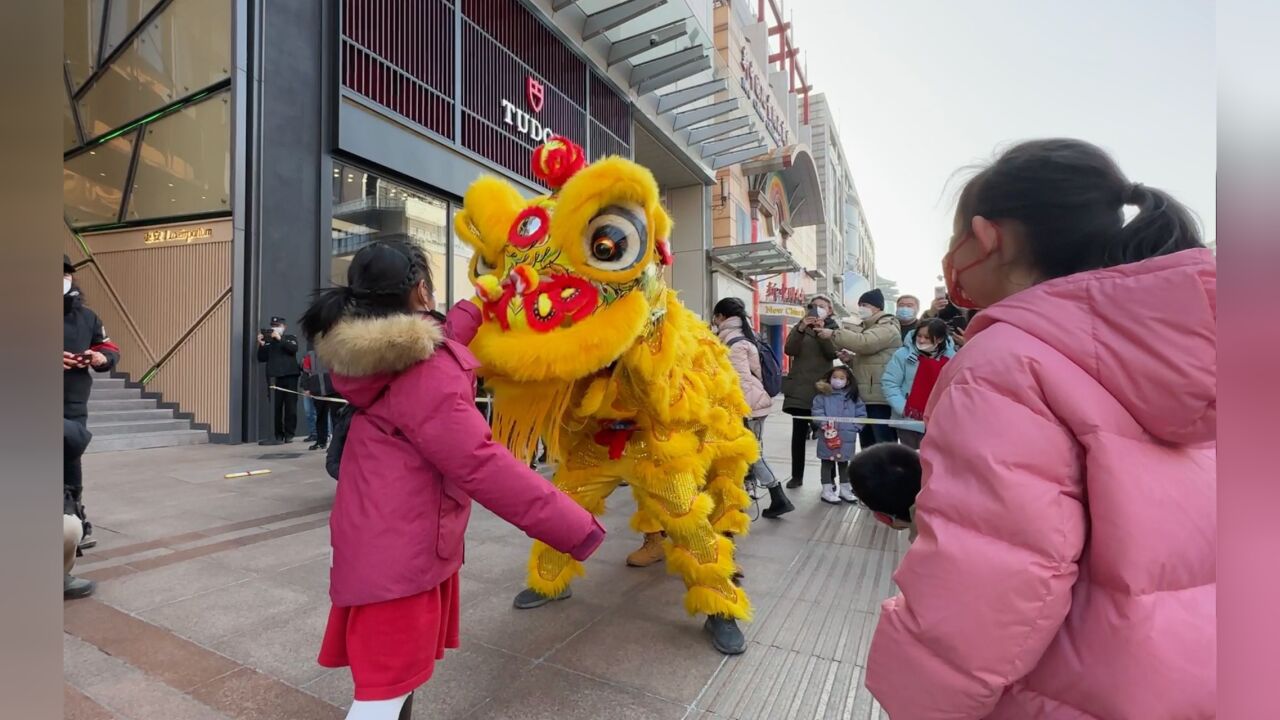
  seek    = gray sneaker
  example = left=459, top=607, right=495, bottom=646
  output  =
left=64, top=574, right=96, bottom=600
left=704, top=615, right=746, bottom=655
left=512, top=586, right=572, bottom=609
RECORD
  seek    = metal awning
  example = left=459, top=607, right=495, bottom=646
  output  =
left=534, top=0, right=781, bottom=178
left=709, top=240, right=802, bottom=277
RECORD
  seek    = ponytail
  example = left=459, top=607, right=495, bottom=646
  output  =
left=299, top=239, right=435, bottom=343
left=300, top=287, right=354, bottom=343
left=957, top=139, right=1205, bottom=280
left=1109, top=184, right=1203, bottom=268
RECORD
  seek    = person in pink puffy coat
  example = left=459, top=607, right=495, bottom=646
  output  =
left=302, top=240, right=605, bottom=720
left=866, top=139, right=1215, bottom=720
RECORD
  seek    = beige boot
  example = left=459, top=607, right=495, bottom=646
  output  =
left=625, top=532, right=666, bottom=567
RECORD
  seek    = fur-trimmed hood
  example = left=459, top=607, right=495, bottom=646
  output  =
left=313, top=314, right=444, bottom=410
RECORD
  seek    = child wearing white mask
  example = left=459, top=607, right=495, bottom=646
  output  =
left=811, top=366, right=868, bottom=504
left=882, top=319, right=957, bottom=449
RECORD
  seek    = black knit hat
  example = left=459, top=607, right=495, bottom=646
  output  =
left=858, top=288, right=885, bottom=311
left=64, top=254, right=75, bottom=274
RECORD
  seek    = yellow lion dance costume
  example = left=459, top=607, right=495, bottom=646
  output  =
left=455, top=138, right=757, bottom=636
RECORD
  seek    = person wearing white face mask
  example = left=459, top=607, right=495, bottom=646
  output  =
left=63, top=255, right=119, bottom=555
left=818, top=288, right=901, bottom=450
left=881, top=318, right=956, bottom=449
left=780, top=295, right=840, bottom=488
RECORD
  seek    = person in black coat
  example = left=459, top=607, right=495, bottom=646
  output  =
left=64, top=418, right=96, bottom=598
left=257, top=316, right=300, bottom=445
left=301, top=349, right=342, bottom=451
left=63, top=256, right=119, bottom=550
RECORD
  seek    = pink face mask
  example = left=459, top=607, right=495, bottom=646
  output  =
left=942, top=231, right=998, bottom=310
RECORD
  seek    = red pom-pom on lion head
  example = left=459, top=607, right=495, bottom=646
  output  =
left=531, top=136, right=587, bottom=190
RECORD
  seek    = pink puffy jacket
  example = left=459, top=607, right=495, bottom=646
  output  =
left=866, top=249, right=1216, bottom=719
left=717, top=317, right=773, bottom=418
left=316, top=303, right=605, bottom=608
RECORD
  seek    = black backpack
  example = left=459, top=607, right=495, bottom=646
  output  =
left=728, top=336, right=783, bottom=397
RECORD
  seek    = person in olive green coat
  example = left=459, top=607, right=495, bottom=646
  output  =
left=781, top=294, right=839, bottom=488
left=821, top=289, right=902, bottom=450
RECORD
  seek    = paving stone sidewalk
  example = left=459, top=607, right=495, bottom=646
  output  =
left=64, top=414, right=903, bottom=719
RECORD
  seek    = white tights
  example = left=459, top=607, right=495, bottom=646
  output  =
left=345, top=693, right=409, bottom=720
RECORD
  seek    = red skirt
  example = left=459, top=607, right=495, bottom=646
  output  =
left=318, top=572, right=461, bottom=701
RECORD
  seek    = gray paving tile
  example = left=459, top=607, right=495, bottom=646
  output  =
left=211, top=602, right=333, bottom=687
left=89, top=557, right=257, bottom=613
left=138, top=576, right=315, bottom=645
left=547, top=610, right=725, bottom=704
left=473, top=663, right=688, bottom=720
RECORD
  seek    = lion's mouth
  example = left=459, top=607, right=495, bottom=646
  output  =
left=481, top=268, right=600, bottom=333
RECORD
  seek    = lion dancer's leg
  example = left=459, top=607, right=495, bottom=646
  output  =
left=513, top=465, right=620, bottom=609
left=631, top=451, right=752, bottom=655
left=625, top=490, right=666, bottom=568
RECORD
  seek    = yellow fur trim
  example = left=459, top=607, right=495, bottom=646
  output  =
left=470, top=291, right=650, bottom=383
left=713, top=510, right=751, bottom=537
left=630, top=509, right=663, bottom=534
left=314, top=314, right=442, bottom=377
left=647, top=493, right=715, bottom=539
left=684, top=585, right=753, bottom=622
left=663, top=534, right=737, bottom=585
left=456, top=176, right=524, bottom=261
left=526, top=541, right=584, bottom=597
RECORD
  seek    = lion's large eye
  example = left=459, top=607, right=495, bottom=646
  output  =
left=584, top=204, right=646, bottom=272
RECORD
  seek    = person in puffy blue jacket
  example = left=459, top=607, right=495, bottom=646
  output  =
left=811, top=366, right=867, bottom=505
left=882, top=319, right=957, bottom=449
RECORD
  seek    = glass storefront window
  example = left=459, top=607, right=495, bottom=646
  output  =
left=127, top=90, right=230, bottom=221
left=64, top=89, right=81, bottom=151
left=101, top=0, right=164, bottom=59
left=76, top=0, right=230, bottom=139
left=63, top=133, right=136, bottom=227
left=450, top=228, right=473, bottom=307
left=64, top=0, right=106, bottom=90
left=331, top=162, right=448, bottom=309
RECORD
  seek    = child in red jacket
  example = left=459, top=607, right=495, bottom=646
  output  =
left=302, top=240, right=605, bottom=720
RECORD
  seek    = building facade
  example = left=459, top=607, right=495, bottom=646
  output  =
left=706, top=0, right=826, bottom=363
left=61, top=0, right=870, bottom=444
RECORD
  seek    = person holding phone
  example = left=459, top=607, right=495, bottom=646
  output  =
left=780, top=294, right=840, bottom=488
left=63, top=256, right=119, bottom=551
left=257, top=316, right=301, bottom=445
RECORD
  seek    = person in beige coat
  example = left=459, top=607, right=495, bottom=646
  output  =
left=819, top=289, right=901, bottom=449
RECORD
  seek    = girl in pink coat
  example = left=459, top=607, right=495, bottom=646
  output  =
left=302, top=240, right=605, bottom=720
left=866, top=139, right=1215, bottom=719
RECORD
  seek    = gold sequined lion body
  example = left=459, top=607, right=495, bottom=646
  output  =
left=454, top=138, right=756, bottom=621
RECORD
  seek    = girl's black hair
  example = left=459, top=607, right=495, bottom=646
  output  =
left=712, top=297, right=758, bottom=343
left=957, top=138, right=1204, bottom=280
left=300, top=240, right=434, bottom=342
left=914, top=318, right=950, bottom=347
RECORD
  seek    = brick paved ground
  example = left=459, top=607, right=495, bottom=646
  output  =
left=64, top=413, right=903, bottom=719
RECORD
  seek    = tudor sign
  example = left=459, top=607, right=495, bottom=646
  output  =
left=502, top=75, right=557, bottom=143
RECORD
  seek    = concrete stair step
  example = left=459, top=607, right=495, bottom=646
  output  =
left=88, top=399, right=157, bottom=412
left=89, top=388, right=144, bottom=400
left=88, top=377, right=128, bottom=389
left=87, top=409, right=176, bottom=423
left=86, top=418, right=191, bottom=436
left=86, top=429, right=209, bottom=454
